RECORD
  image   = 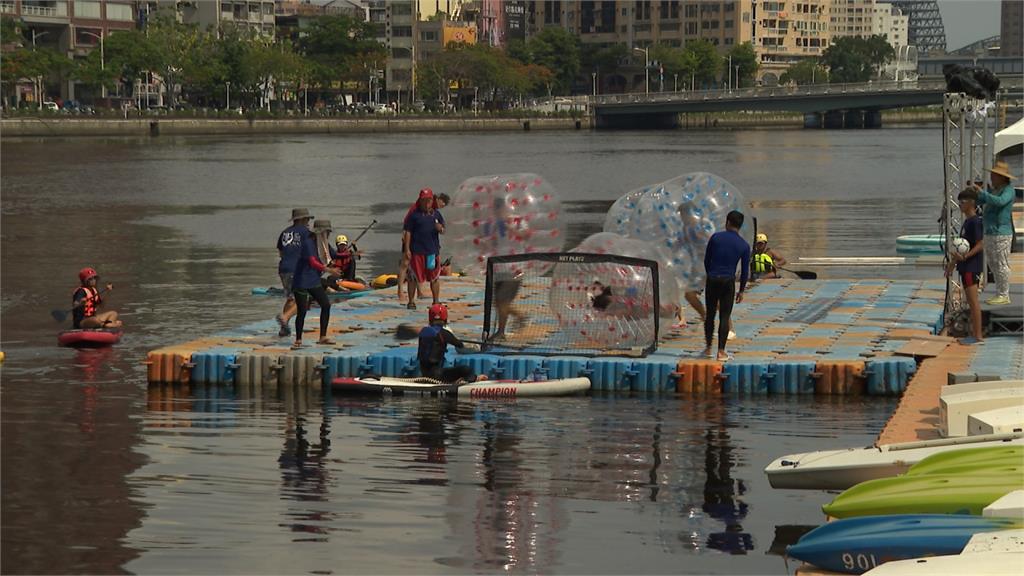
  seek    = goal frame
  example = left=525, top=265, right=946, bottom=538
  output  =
left=482, top=252, right=661, bottom=357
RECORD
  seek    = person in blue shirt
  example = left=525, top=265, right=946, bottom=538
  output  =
left=702, top=210, right=750, bottom=360
left=291, top=219, right=340, bottom=349
left=403, top=188, right=445, bottom=310
left=276, top=208, right=313, bottom=337
left=978, top=160, right=1016, bottom=305
left=418, top=304, right=476, bottom=383
left=946, top=188, right=985, bottom=344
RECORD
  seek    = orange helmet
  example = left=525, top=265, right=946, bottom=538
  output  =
left=79, top=267, right=98, bottom=283
left=428, top=303, right=448, bottom=323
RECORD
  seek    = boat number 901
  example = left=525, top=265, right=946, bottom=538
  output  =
left=841, top=553, right=878, bottom=571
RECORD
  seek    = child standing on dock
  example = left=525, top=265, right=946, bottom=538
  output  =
left=947, top=188, right=985, bottom=344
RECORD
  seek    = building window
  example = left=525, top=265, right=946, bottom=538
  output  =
left=710, top=20, right=718, bottom=29
left=392, top=69, right=412, bottom=82
left=420, top=30, right=437, bottom=41
left=75, top=1, right=101, bottom=18
left=725, top=37, right=734, bottom=44
left=685, top=4, right=697, bottom=18
left=392, top=47, right=411, bottom=59
left=743, top=12, right=750, bottom=22
left=391, top=3, right=412, bottom=15
left=724, top=19, right=733, bottom=28
left=702, top=20, right=709, bottom=29
left=392, top=25, right=412, bottom=37
left=685, top=21, right=697, bottom=34
left=106, top=3, right=133, bottom=21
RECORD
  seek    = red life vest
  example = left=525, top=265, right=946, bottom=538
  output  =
left=332, top=250, right=353, bottom=270
left=77, top=286, right=100, bottom=317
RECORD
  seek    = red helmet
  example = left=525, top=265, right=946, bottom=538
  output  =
left=78, top=267, right=98, bottom=283
left=428, top=303, right=448, bottom=323
left=419, top=188, right=434, bottom=199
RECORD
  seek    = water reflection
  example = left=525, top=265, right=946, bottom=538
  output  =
left=279, top=410, right=333, bottom=541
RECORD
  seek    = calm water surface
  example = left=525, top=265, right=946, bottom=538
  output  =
left=3, top=128, right=941, bottom=574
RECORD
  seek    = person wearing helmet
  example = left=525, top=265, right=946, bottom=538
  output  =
left=331, top=234, right=361, bottom=282
left=417, top=304, right=476, bottom=383
left=751, top=233, right=786, bottom=281
left=73, top=268, right=121, bottom=329
left=403, top=188, right=446, bottom=310
left=398, top=190, right=449, bottom=301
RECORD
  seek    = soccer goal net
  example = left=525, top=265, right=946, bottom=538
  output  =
left=482, top=253, right=660, bottom=357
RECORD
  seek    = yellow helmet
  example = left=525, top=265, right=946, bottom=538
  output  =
left=335, top=234, right=349, bottom=245
left=755, top=233, right=768, bottom=244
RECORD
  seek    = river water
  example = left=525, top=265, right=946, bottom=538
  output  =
left=1, top=127, right=945, bottom=574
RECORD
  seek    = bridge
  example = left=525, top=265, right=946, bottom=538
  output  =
left=589, top=78, right=1022, bottom=129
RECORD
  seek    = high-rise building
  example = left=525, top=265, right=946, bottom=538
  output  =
left=1000, top=0, right=1022, bottom=57
left=377, top=0, right=416, bottom=102
left=884, top=0, right=945, bottom=53
left=156, top=0, right=276, bottom=35
left=830, top=0, right=874, bottom=38
left=872, top=2, right=908, bottom=49
left=755, top=0, right=833, bottom=85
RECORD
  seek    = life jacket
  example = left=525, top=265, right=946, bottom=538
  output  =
left=76, top=286, right=101, bottom=317
left=332, top=249, right=353, bottom=270
left=752, top=252, right=775, bottom=274
left=417, top=324, right=447, bottom=367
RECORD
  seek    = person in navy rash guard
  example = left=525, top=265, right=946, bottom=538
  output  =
left=291, top=219, right=340, bottom=349
left=418, top=304, right=476, bottom=383
left=702, top=210, right=750, bottom=360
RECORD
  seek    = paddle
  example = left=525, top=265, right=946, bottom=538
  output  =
left=340, top=219, right=377, bottom=254
left=392, top=323, right=529, bottom=351
left=51, top=285, right=111, bottom=323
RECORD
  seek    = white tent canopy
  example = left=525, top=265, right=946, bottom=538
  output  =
left=995, top=119, right=1024, bottom=156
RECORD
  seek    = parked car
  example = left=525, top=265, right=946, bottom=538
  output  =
left=42, top=101, right=58, bottom=112
left=374, top=103, right=396, bottom=115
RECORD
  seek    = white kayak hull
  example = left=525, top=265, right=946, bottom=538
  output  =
left=970, top=406, right=1024, bottom=436
left=765, top=433, right=1024, bottom=490
left=941, top=387, right=1024, bottom=437
left=331, top=376, right=591, bottom=398
left=863, top=552, right=1024, bottom=575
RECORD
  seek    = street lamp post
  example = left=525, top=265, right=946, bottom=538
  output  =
left=735, top=65, right=741, bottom=90
left=30, top=29, right=50, bottom=108
left=79, top=30, right=106, bottom=99
left=226, top=81, right=231, bottom=111
left=592, top=72, right=597, bottom=97
left=727, top=54, right=732, bottom=91
left=633, top=47, right=649, bottom=95
left=674, top=73, right=678, bottom=92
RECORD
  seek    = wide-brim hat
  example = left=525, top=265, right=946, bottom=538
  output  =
left=312, top=219, right=332, bottom=232
left=290, top=208, right=313, bottom=222
left=990, top=160, right=1016, bottom=180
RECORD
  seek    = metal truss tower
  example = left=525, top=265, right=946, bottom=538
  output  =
left=941, top=93, right=995, bottom=334
left=888, top=0, right=947, bottom=53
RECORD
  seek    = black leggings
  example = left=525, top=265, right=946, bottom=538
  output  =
left=295, top=286, right=331, bottom=341
left=421, top=362, right=474, bottom=384
left=704, top=276, right=736, bottom=351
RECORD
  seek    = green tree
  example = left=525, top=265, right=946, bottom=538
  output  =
left=1, top=46, right=69, bottom=104
left=683, top=39, right=721, bottom=88
left=1, top=16, right=24, bottom=45
left=727, top=42, right=758, bottom=88
left=298, top=14, right=384, bottom=96
left=104, top=29, right=162, bottom=100
left=821, top=35, right=894, bottom=83
left=508, top=27, right=579, bottom=95
left=779, top=59, right=828, bottom=85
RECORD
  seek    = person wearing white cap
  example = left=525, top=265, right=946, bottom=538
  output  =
left=977, top=159, right=1016, bottom=305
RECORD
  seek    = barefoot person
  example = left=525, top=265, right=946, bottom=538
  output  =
left=403, top=188, right=445, bottom=309
left=946, top=188, right=985, bottom=344
left=292, top=219, right=340, bottom=349
left=702, top=210, right=750, bottom=361
left=275, top=208, right=313, bottom=337
left=399, top=191, right=449, bottom=301
left=73, top=267, right=121, bottom=329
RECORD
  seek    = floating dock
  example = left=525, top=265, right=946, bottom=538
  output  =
left=146, top=276, right=967, bottom=396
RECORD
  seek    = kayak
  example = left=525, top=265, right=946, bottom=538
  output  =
left=906, top=446, right=1024, bottom=476
left=58, top=328, right=122, bottom=348
left=862, top=552, right=1024, bottom=575
left=370, top=274, right=398, bottom=289
left=962, top=528, right=1024, bottom=553
left=942, top=387, right=1024, bottom=437
left=985, top=490, right=1024, bottom=519
left=764, top=433, right=1024, bottom=490
left=251, top=286, right=374, bottom=300
left=896, top=234, right=943, bottom=254
left=786, top=514, right=1021, bottom=574
left=970, top=406, right=1024, bottom=436
left=331, top=376, right=591, bottom=398
left=822, top=473, right=1024, bottom=519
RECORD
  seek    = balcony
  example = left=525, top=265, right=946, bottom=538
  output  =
left=0, top=3, right=14, bottom=15
left=20, top=1, right=69, bottom=19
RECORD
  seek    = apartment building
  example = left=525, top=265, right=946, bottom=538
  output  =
left=367, top=1, right=415, bottom=102
left=755, top=0, right=832, bottom=85
left=871, top=2, right=908, bottom=48
left=155, top=0, right=276, bottom=35
left=1, top=0, right=138, bottom=102
left=1000, top=0, right=1021, bottom=57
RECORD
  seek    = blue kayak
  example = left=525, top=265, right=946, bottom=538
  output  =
left=786, top=514, right=1021, bottom=574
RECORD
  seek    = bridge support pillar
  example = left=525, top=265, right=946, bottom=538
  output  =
left=864, top=109, right=883, bottom=129
left=843, top=109, right=865, bottom=129
left=803, top=112, right=822, bottom=129
left=823, top=110, right=845, bottom=129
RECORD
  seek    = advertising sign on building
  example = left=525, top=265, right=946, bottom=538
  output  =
left=442, top=23, right=477, bottom=46
left=504, top=1, right=526, bottom=41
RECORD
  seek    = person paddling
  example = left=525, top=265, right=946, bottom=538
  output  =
left=331, top=234, right=361, bottom=282
left=418, top=304, right=479, bottom=384
left=73, top=267, right=121, bottom=329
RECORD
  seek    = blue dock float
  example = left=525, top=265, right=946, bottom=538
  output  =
left=147, top=277, right=957, bottom=396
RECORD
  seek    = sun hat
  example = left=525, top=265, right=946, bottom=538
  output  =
left=990, top=160, right=1016, bottom=180
left=312, top=219, right=332, bottom=232
left=290, top=208, right=313, bottom=221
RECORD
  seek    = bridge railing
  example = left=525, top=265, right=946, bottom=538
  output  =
left=590, top=79, right=948, bottom=106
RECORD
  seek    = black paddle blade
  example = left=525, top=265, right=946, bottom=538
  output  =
left=791, top=270, right=818, bottom=280
left=394, top=323, right=421, bottom=340
left=51, top=309, right=67, bottom=323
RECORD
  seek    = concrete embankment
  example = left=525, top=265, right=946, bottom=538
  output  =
left=680, top=108, right=942, bottom=129
left=0, top=116, right=588, bottom=137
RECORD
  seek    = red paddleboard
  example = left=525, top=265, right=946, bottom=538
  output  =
left=58, top=329, right=122, bottom=348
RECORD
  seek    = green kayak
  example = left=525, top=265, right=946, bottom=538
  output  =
left=823, top=474, right=1024, bottom=519
left=908, top=446, right=1024, bottom=476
